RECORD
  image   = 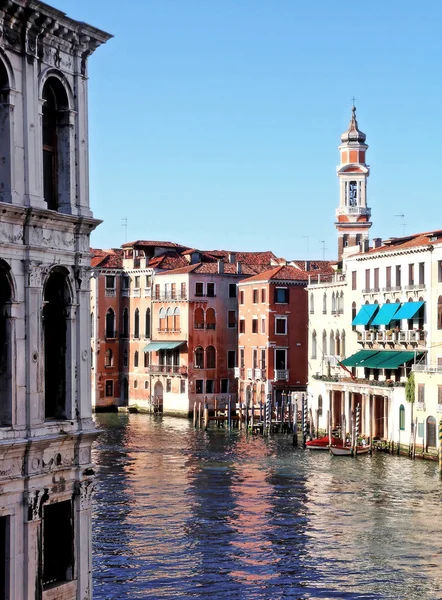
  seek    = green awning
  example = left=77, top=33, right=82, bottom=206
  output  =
left=392, top=301, right=424, bottom=321
left=371, top=303, right=401, bottom=326
left=143, top=341, right=185, bottom=352
left=361, top=351, right=403, bottom=368
left=376, top=351, right=422, bottom=369
left=340, top=350, right=379, bottom=367
left=352, top=304, right=379, bottom=326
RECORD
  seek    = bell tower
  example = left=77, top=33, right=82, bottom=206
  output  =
left=335, top=105, right=371, bottom=261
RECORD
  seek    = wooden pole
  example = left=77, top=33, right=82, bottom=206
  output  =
left=198, top=402, right=202, bottom=428
left=203, top=403, right=209, bottom=430
left=193, top=401, right=197, bottom=428
left=439, top=420, right=442, bottom=478
left=228, top=395, right=231, bottom=429
left=293, top=399, right=298, bottom=446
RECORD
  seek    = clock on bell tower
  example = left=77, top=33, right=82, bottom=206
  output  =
left=335, top=105, right=372, bottom=261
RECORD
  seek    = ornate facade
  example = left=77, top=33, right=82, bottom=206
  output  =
left=0, top=2, right=110, bottom=598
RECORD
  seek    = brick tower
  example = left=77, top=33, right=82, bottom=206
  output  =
left=335, top=106, right=372, bottom=261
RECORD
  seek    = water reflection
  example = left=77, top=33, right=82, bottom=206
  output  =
left=92, top=414, right=442, bottom=600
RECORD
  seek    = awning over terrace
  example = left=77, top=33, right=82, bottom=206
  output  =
left=351, top=304, right=379, bottom=326
left=370, top=303, right=401, bottom=326
left=143, top=341, right=186, bottom=352
left=340, top=350, right=423, bottom=370
left=392, top=301, right=424, bottom=321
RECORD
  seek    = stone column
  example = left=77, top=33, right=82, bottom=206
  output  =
left=23, top=489, right=47, bottom=600
left=75, top=480, right=95, bottom=600
left=74, top=263, right=93, bottom=419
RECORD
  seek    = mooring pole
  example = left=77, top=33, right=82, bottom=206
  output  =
left=439, top=419, right=442, bottom=478
left=293, top=394, right=298, bottom=446
left=228, top=395, right=231, bottom=429
left=302, top=393, right=307, bottom=448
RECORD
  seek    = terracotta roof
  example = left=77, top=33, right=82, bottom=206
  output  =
left=239, top=265, right=311, bottom=284
left=350, top=229, right=442, bottom=257
left=157, top=262, right=270, bottom=277
left=148, top=251, right=189, bottom=270
left=90, top=248, right=123, bottom=269
left=290, top=260, right=335, bottom=275
left=204, top=250, right=277, bottom=265
left=121, top=240, right=188, bottom=249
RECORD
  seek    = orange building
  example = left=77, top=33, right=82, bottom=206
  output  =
left=236, top=262, right=333, bottom=405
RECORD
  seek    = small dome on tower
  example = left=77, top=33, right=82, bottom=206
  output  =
left=340, top=105, right=366, bottom=143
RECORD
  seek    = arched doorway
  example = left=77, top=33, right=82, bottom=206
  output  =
left=122, top=378, right=129, bottom=405
left=426, top=416, right=437, bottom=450
left=154, top=380, right=164, bottom=413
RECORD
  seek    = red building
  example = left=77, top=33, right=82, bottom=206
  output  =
left=236, top=262, right=333, bottom=405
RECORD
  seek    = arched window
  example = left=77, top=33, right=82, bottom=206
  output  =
left=322, top=330, right=327, bottom=357
left=352, top=301, right=357, bottom=331
left=134, top=308, right=140, bottom=339
left=42, top=78, right=71, bottom=212
left=329, top=330, right=335, bottom=356
left=331, top=292, right=336, bottom=314
left=318, top=394, right=323, bottom=416
left=159, top=307, right=166, bottom=331
left=426, top=416, right=437, bottom=449
left=341, top=330, right=346, bottom=358
left=399, top=404, right=405, bottom=431
left=134, top=351, right=139, bottom=368
left=194, top=307, right=204, bottom=329
left=310, top=292, right=314, bottom=314
left=144, top=351, right=149, bottom=368
left=323, top=292, right=327, bottom=314
left=122, top=308, right=129, bottom=338
left=335, top=330, right=340, bottom=357
left=173, top=307, right=181, bottom=331
left=104, top=348, right=113, bottom=367
left=0, top=61, right=12, bottom=203
left=0, top=262, right=13, bottom=425
left=91, top=312, right=94, bottom=338
left=123, top=349, right=128, bottom=367
left=206, top=346, right=216, bottom=369
left=166, top=307, right=174, bottom=331
left=43, top=270, right=70, bottom=419
left=339, top=291, right=344, bottom=314
left=105, top=309, right=115, bottom=339
left=145, top=308, right=151, bottom=338
left=206, top=308, right=216, bottom=330
left=311, top=330, right=317, bottom=359
left=194, top=346, right=204, bottom=369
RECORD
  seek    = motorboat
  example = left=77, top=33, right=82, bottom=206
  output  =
left=329, top=444, right=370, bottom=456
left=306, top=435, right=341, bottom=451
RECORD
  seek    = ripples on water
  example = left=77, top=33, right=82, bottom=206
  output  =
left=92, top=414, right=442, bottom=600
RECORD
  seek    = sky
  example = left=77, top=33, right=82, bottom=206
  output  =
left=54, top=0, right=442, bottom=261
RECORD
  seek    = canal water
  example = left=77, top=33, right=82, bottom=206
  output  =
left=92, top=413, right=442, bottom=600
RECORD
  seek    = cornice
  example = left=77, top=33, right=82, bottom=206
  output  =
left=354, top=245, right=434, bottom=261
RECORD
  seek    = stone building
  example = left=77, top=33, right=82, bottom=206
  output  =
left=0, top=2, right=110, bottom=598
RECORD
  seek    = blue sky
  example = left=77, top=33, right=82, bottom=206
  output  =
left=55, top=0, right=442, bottom=260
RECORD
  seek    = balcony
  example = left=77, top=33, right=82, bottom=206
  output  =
left=382, top=285, right=401, bottom=292
left=254, top=368, right=266, bottom=380
left=105, top=288, right=116, bottom=297
left=144, top=288, right=152, bottom=297
left=157, top=328, right=181, bottom=334
left=147, top=364, right=187, bottom=375
left=274, top=369, right=289, bottom=381
left=357, top=329, right=426, bottom=345
left=437, top=404, right=442, bottom=413
left=405, top=283, right=426, bottom=291
left=335, top=206, right=371, bottom=217
left=153, top=292, right=188, bottom=302
left=362, top=287, right=380, bottom=294
left=122, top=289, right=130, bottom=297
left=308, top=273, right=346, bottom=286
left=412, top=364, right=442, bottom=373
left=234, top=367, right=245, bottom=379
left=133, top=288, right=141, bottom=298
left=324, top=355, right=342, bottom=367
left=416, top=402, right=426, bottom=411
left=247, top=368, right=253, bottom=379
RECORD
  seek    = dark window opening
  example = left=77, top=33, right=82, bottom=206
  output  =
left=42, top=79, right=70, bottom=212
left=105, top=309, right=115, bottom=339
left=194, top=347, right=204, bottom=369
left=105, top=380, right=114, bottom=397
left=206, top=346, right=216, bottom=369
left=44, top=271, right=68, bottom=419
left=43, top=501, right=74, bottom=588
left=206, top=283, right=215, bottom=297
left=227, top=350, right=236, bottom=369
left=221, top=379, right=229, bottom=393
left=134, top=351, right=139, bottom=368
left=195, top=283, right=204, bottom=297
left=0, top=516, right=10, bottom=599
left=0, top=265, right=12, bottom=426
left=145, top=308, right=151, bottom=338
left=274, top=287, right=289, bottom=303
left=195, top=379, right=203, bottom=394
left=134, top=308, right=140, bottom=339
left=206, top=380, right=214, bottom=394
left=229, top=284, right=237, bottom=298
left=122, top=308, right=129, bottom=338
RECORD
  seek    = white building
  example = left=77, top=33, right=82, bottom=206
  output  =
left=308, top=108, right=442, bottom=455
left=0, top=2, right=110, bottom=598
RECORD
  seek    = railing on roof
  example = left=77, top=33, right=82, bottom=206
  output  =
left=335, top=207, right=371, bottom=217
left=412, top=363, right=442, bottom=373
left=308, top=273, right=346, bottom=286
left=405, top=283, right=426, bottom=291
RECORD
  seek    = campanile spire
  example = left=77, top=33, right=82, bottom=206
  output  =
left=335, top=105, right=372, bottom=261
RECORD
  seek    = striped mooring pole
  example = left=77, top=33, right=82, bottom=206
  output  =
left=439, top=420, right=442, bottom=478
left=265, top=394, right=271, bottom=434
left=302, top=394, right=308, bottom=448
left=354, top=404, right=360, bottom=455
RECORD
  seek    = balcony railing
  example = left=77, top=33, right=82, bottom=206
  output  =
left=153, top=292, right=188, bottom=301
left=412, top=364, right=442, bottom=373
left=357, top=329, right=426, bottom=344
left=105, top=288, right=116, bottom=297
left=254, top=368, right=266, bottom=380
left=324, top=355, right=342, bottom=367
left=144, top=288, right=152, bottom=297
left=309, top=273, right=346, bottom=286
left=133, top=288, right=141, bottom=297
left=274, top=369, right=289, bottom=381
left=157, top=328, right=181, bottom=333
left=147, top=364, right=187, bottom=375
left=382, top=285, right=401, bottom=292
left=122, top=289, right=130, bottom=297
left=335, top=206, right=371, bottom=217
left=405, top=283, right=426, bottom=291
left=362, top=287, right=380, bottom=294
left=247, top=368, right=253, bottom=379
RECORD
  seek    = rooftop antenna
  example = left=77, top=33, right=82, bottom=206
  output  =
left=122, top=217, right=128, bottom=242
left=319, top=240, right=327, bottom=261
left=394, top=214, right=406, bottom=236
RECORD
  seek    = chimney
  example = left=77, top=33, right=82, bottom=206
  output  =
left=229, top=252, right=236, bottom=264
left=373, top=237, right=382, bottom=248
left=304, top=260, right=311, bottom=271
left=236, top=261, right=242, bottom=274
left=360, top=239, right=370, bottom=253
left=217, top=259, right=224, bottom=274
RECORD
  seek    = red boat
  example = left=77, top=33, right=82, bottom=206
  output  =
left=306, top=435, right=342, bottom=451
